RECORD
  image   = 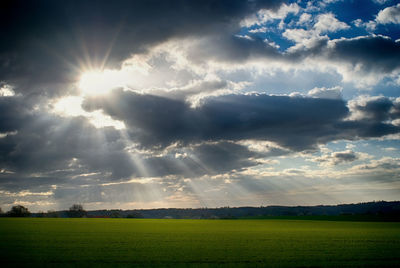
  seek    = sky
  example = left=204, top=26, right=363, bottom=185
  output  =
left=0, top=0, right=400, bottom=212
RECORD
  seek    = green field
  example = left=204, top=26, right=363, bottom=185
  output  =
left=0, top=218, right=399, bottom=267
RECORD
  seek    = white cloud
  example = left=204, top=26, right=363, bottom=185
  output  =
left=314, top=13, right=350, bottom=33
left=264, top=39, right=280, bottom=49
left=249, top=27, right=268, bottom=33
left=376, top=3, right=400, bottom=24
left=0, top=131, right=17, bottom=139
left=298, top=13, right=312, bottom=26
left=258, top=3, right=300, bottom=22
left=282, top=28, right=321, bottom=49
left=364, top=20, right=377, bottom=31
left=0, top=84, right=15, bottom=97
left=323, top=0, right=343, bottom=3
left=373, top=0, right=390, bottom=4
left=348, top=157, right=400, bottom=174
left=307, top=86, right=342, bottom=99
left=353, top=19, right=363, bottom=27
left=353, top=19, right=377, bottom=31
left=241, top=3, right=300, bottom=27
left=283, top=13, right=348, bottom=53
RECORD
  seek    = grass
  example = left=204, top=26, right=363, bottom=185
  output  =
left=0, top=218, right=399, bottom=267
left=239, top=214, right=400, bottom=221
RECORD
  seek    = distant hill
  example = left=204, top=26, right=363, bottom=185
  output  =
left=29, top=201, right=400, bottom=220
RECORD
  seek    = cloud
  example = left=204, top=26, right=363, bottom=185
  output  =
left=0, top=94, right=274, bottom=190
left=241, top=3, right=300, bottom=27
left=0, top=84, right=15, bottom=97
left=373, top=0, right=390, bottom=4
left=333, top=150, right=358, bottom=162
left=1, top=0, right=400, bottom=210
left=297, top=13, right=312, bottom=26
left=353, top=19, right=377, bottom=31
left=312, top=150, right=360, bottom=166
left=279, top=12, right=349, bottom=44
left=0, top=0, right=285, bottom=96
left=314, top=13, right=350, bottom=33
left=376, top=3, right=400, bottom=24
left=346, top=157, right=400, bottom=181
left=82, top=90, right=351, bottom=150
left=0, top=96, right=32, bottom=133
left=286, top=34, right=400, bottom=76
left=351, top=4, right=400, bottom=42
left=283, top=28, right=322, bottom=49
left=249, top=27, right=268, bottom=33
left=323, top=35, right=400, bottom=78
left=83, top=90, right=400, bottom=152
left=278, top=27, right=398, bottom=87
left=141, top=141, right=264, bottom=178
left=307, top=86, right=342, bottom=99
left=4, top=0, right=395, bottom=99
left=186, top=34, right=282, bottom=65
left=347, top=95, right=400, bottom=122
left=0, top=95, right=135, bottom=180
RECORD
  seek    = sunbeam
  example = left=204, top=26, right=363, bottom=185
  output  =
left=78, top=69, right=124, bottom=96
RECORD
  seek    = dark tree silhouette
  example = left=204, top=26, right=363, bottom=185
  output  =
left=47, top=210, right=59, bottom=218
left=110, top=211, right=121, bottom=218
left=67, top=204, right=86, bottom=218
left=126, top=211, right=143, bottom=218
left=7, top=205, right=30, bottom=217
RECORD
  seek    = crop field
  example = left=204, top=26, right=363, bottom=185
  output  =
left=0, top=218, right=399, bottom=267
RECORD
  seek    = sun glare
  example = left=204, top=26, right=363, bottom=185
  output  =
left=53, top=96, right=126, bottom=129
left=79, top=69, right=124, bottom=96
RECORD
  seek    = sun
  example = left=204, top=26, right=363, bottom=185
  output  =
left=78, top=69, right=123, bottom=96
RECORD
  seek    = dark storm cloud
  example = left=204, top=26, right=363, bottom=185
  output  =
left=333, top=151, right=358, bottom=163
left=0, top=94, right=266, bottom=195
left=314, top=150, right=359, bottom=166
left=0, top=0, right=285, bottom=95
left=280, top=35, right=400, bottom=75
left=333, top=96, right=400, bottom=140
left=0, top=96, right=32, bottom=132
left=2, top=0, right=398, bottom=99
left=182, top=34, right=400, bottom=79
left=2, top=90, right=400, bottom=196
left=83, top=90, right=400, bottom=151
left=82, top=89, right=346, bottom=150
left=177, top=28, right=400, bottom=77
left=326, top=35, right=400, bottom=73
left=0, top=96, right=134, bottom=180
left=349, top=96, right=400, bottom=121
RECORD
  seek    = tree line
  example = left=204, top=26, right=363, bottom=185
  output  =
left=0, top=204, right=92, bottom=218
left=0, top=205, right=31, bottom=217
left=1, top=201, right=399, bottom=219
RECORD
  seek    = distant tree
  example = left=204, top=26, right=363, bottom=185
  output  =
left=7, top=205, right=30, bottom=217
left=37, top=211, right=45, bottom=218
left=47, top=210, right=59, bottom=218
left=67, top=204, right=86, bottom=218
left=110, top=211, right=121, bottom=218
left=126, top=211, right=143, bottom=218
